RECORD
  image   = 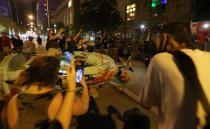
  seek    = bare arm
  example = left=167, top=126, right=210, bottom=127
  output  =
left=73, top=29, right=82, bottom=41
left=49, top=29, right=64, bottom=41
left=72, top=78, right=89, bottom=116
left=54, top=58, right=76, bottom=129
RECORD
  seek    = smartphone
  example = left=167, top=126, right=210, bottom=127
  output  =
left=76, top=68, right=84, bottom=83
left=58, top=52, right=73, bottom=76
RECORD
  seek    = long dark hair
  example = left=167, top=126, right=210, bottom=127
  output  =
left=161, top=23, right=194, bottom=49
left=15, top=56, right=60, bottom=87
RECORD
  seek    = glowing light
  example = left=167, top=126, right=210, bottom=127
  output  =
left=140, top=24, right=145, bottom=29
left=203, top=23, right=209, bottom=29
left=68, top=0, right=72, bottom=7
left=28, top=15, right=33, bottom=20
left=90, top=37, right=94, bottom=41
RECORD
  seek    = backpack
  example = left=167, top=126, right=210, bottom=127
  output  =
left=169, top=51, right=210, bottom=129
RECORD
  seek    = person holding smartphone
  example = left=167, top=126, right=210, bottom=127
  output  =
left=1, top=56, right=89, bottom=129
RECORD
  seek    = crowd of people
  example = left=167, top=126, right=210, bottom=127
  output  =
left=0, top=22, right=209, bottom=129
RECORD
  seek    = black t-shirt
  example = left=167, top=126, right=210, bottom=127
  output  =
left=67, top=40, right=76, bottom=53
left=37, top=37, right=42, bottom=43
left=16, top=39, right=23, bottom=47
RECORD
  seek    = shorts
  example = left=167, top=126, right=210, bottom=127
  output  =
left=48, top=48, right=62, bottom=57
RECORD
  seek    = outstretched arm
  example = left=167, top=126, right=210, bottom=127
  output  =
left=73, top=29, right=82, bottom=41
left=49, top=29, right=64, bottom=41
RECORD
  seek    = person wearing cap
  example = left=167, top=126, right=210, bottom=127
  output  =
left=22, top=36, right=36, bottom=59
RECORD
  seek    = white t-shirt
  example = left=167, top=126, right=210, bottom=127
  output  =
left=139, top=49, right=210, bottom=129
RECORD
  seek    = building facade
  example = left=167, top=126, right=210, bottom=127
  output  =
left=115, top=0, right=206, bottom=35
left=8, top=0, right=38, bottom=25
left=38, top=0, right=65, bottom=25
left=53, top=0, right=80, bottom=27
left=0, top=0, right=10, bottom=17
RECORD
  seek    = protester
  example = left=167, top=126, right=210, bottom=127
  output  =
left=16, top=36, right=23, bottom=53
left=118, top=47, right=134, bottom=72
left=59, top=33, right=66, bottom=52
left=0, top=37, right=3, bottom=61
left=47, top=29, right=64, bottom=57
left=204, top=35, right=210, bottom=52
left=1, top=56, right=89, bottom=129
left=1, top=32, right=11, bottom=56
left=87, top=41, right=95, bottom=53
left=22, top=36, right=36, bottom=59
left=75, top=37, right=85, bottom=51
left=75, top=37, right=89, bottom=52
left=10, top=35, right=17, bottom=51
left=139, top=23, right=210, bottom=129
left=103, top=37, right=109, bottom=54
left=37, top=36, right=42, bottom=48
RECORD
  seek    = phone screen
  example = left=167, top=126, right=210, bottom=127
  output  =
left=76, top=69, right=84, bottom=83
left=58, top=52, right=73, bottom=76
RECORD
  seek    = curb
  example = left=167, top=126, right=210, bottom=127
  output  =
left=110, top=82, right=139, bottom=101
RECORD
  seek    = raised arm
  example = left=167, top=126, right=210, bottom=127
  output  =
left=49, top=29, right=65, bottom=41
left=73, top=29, right=82, bottom=41
left=54, top=57, right=76, bottom=129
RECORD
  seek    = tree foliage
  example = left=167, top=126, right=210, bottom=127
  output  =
left=73, top=0, right=122, bottom=33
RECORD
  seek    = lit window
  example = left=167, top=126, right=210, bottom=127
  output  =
left=68, top=0, right=72, bottom=8
left=126, top=3, right=136, bottom=20
left=131, top=4, right=136, bottom=8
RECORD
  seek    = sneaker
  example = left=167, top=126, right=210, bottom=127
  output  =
left=129, top=67, right=134, bottom=72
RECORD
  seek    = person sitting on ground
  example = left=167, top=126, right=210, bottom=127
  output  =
left=118, top=47, right=134, bottom=72
left=1, top=56, right=89, bottom=129
left=139, top=23, right=210, bottom=129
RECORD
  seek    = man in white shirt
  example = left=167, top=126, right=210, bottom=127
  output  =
left=22, top=36, right=36, bottom=59
left=139, top=23, right=210, bottom=129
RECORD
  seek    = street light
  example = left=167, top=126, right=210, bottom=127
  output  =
left=140, top=24, right=145, bottom=29
left=28, top=15, right=34, bottom=20
left=203, top=23, right=209, bottom=29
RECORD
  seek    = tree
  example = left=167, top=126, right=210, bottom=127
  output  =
left=73, top=0, right=122, bottom=33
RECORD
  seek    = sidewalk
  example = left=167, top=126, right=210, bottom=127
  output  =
left=110, top=60, right=147, bottom=101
